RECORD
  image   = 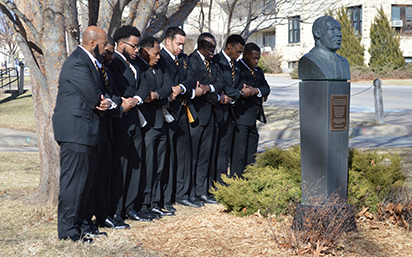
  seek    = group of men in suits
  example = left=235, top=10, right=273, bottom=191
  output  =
left=52, top=24, right=270, bottom=243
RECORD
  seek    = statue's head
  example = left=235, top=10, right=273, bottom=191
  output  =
left=312, top=16, right=342, bottom=52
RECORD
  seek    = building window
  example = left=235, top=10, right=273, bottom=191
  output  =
left=392, top=5, right=412, bottom=35
left=348, top=6, right=362, bottom=36
left=288, top=16, right=300, bottom=43
left=263, top=30, right=275, bottom=47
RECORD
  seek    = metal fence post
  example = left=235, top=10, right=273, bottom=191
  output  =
left=373, top=78, right=384, bottom=124
left=18, top=62, right=24, bottom=94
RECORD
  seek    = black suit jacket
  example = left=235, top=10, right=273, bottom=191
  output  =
left=212, top=51, right=242, bottom=127
left=189, top=50, right=224, bottom=126
left=109, top=52, right=150, bottom=131
left=53, top=46, right=104, bottom=146
left=235, top=60, right=270, bottom=126
left=158, top=48, right=197, bottom=119
left=134, top=56, right=172, bottom=129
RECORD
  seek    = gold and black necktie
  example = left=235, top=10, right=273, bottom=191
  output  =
left=174, top=57, right=179, bottom=66
left=230, top=60, right=235, bottom=82
left=204, top=59, right=211, bottom=77
left=250, top=68, right=257, bottom=81
left=126, top=60, right=136, bottom=77
left=101, top=65, right=109, bottom=90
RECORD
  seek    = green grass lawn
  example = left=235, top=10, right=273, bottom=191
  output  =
left=0, top=90, right=36, bottom=132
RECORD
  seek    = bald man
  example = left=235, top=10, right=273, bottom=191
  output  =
left=53, top=26, right=111, bottom=242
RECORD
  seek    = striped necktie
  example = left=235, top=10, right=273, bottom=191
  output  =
left=174, top=57, right=179, bottom=66
left=204, top=59, right=211, bottom=77
left=101, top=65, right=109, bottom=90
left=250, top=68, right=257, bottom=81
left=230, top=60, right=235, bottom=82
left=126, top=60, right=136, bottom=77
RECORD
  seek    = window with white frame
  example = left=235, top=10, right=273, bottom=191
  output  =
left=348, top=6, right=362, bottom=36
left=288, top=16, right=300, bottom=43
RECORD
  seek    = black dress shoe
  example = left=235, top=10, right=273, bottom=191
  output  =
left=190, top=196, right=205, bottom=206
left=151, top=207, right=175, bottom=216
left=126, top=209, right=152, bottom=221
left=164, top=202, right=177, bottom=212
left=112, top=215, right=131, bottom=229
left=198, top=195, right=218, bottom=204
left=176, top=199, right=202, bottom=208
left=82, top=227, right=108, bottom=238
left=61, top=234, right=93, bottom=243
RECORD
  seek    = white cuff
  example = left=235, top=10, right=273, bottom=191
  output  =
left=209, top=84, right=215, bottom=93
left=257, top=89, right=262, bottom=98
left=191, top=89, right=195, bottom=99
left=179, top=84, right=187, bottom=94
left=134, top=95, right=143, bottom=105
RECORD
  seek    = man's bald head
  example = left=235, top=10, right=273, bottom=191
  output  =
left=81, top=26, right=108, bottom=64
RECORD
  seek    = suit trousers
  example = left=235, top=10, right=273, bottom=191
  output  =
left=142, top=126, right=167, bottom=210
left=230, top=123, right=259, bottom=178
left=110, top=127, right=143, bottom=216
left=163, top=111, right=192, bottom=203
left=190, top=113, right=215, bottom=197
left=214, top=117, right=236, bottom=184
left=57, top=142, right=99, bottom=239
left=93, top=138, right=112, bottom=221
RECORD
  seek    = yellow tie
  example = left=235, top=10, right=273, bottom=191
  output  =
left=230, top=60, right=235, bottom=82
left=101, top=65, right=109, bottom=90
left=250, top=68, right=256, bottom=81
left=204, top=59, right=211, bottom=77
left=174, top=58, right=179, bottom=66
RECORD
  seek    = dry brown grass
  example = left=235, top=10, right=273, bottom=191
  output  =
left=2, top=151, right=412, bottom=256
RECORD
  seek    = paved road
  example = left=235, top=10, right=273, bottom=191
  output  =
left=2, top=77, right=412, bottom=152
left=265, top=76, right=412, bottom=115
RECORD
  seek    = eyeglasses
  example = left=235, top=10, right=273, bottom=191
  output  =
left=122, top=41, right=138, bottom=50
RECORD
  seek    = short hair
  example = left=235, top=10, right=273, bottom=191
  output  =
left=225, top=34, right=245, bottom=47
left=197, top=32, right=215, bottom=45
left=113, top=25, right=141, bottom=43
left=165, top=27, right=186, bottom=40
left=107, top=35, right=115, bottom=46
left=244, top=42, right=260, bottom=54
left=138, top=36, right=159, bottom=52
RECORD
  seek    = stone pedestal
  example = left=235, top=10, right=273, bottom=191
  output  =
left=293, top=80, right=356, bottom=232
left=299, top=80, right=350, bottom=202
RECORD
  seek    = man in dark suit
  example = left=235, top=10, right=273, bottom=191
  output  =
left=158, top=27, right=201, bottom=209
left=53, top=26, right=111, bottom=242
left=189, top=33, right=224, bottom=205
left=109, top=25, right=151, bottom=223
left=93, top=36, right=133, bottom=229
left=134, top=36, right=175, bottom=218
left=211, top=34, right=245, bottom=185
left=231, top=43, right=270, bottom=178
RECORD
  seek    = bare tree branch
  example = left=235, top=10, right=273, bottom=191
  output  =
left=0, top=0, right=40, bottom=43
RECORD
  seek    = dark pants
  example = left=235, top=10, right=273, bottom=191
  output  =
left=93, top=138, right=112, bottom=221
left=110, top=127, right=143, bottom=216
left=190, top=114, right=215, bottom=197
left=142, top=126, right=167, bottom=210
left=230, top=123, right=259, bottom=178
left=214, top=117, right=235, bottom=184
left=57, top=142, right=99, bottom=239
left=163, top=111, right=192, bottom=203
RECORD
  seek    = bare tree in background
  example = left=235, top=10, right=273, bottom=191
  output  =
left=188, top=0, right=340, bottom=42
left=0, top=13, right=18, bottom=67
left=0, top=0, right=199, bottom=204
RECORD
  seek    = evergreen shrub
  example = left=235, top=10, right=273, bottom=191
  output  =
left=212, top=145, right=405, bottom=216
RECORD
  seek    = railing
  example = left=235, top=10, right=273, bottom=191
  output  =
left=0, top=67, right=20, bottom=90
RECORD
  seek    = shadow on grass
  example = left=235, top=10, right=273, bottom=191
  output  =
left=0, top=91, right=32, bottom=104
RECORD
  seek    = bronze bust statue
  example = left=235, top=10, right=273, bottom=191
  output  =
left=298, top=16, right=351, bottom=81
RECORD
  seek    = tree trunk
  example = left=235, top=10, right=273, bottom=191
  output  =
left=0, top=0, right=199, bottom=205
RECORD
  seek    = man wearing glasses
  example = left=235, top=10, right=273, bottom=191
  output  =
left=109, top=25, right=151, bottom=227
